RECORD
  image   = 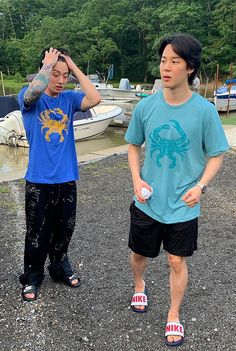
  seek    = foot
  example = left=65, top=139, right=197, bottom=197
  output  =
left=166, top=313, right=184, bottom=345
left=131, top=280, right=148, bottom=312
left=64, top=274, right=81, bottom=288
left=22, top=285, right=38, bottom=301
left=70, top=276, right=79, bottom=286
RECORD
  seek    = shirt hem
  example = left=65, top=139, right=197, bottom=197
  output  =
left=134, top=199, right=199, bottom=224
left=24, top=176, right=79, bottom=184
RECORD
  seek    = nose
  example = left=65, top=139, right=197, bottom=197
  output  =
left=163, top=61, right=171, bottom=70
left=58, top=75, right=64, bottom=84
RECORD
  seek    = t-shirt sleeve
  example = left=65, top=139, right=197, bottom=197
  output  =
left=72, top=91, right=86, bottom=112
left=125, top=102, right=145, bottom=145
left=18, top=86, right=35, bottom=113
left=203, top=107, right=230, bottom=156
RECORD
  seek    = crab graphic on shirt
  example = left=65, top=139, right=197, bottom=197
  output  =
left=149, top=120, right=190, bottom=168
left=39, top=108, right=69, bottom=142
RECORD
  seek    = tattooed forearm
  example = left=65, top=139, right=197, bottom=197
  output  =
left=24, top=64, right=53, bottom=106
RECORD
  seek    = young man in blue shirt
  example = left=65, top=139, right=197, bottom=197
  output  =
left=125, top=34, right=229, bottom=347
left=18, top=47, right=101, bottom=301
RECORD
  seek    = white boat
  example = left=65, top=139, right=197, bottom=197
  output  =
left=214, top=79, right=236, bottom=112
left=73, top=105, right=123, bottom=140
left=76, top=77, right=142, bottom=101
left=0, top=102, right=123, bottom=147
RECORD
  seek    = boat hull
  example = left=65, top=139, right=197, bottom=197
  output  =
left=214, top=98, right=236, bottom=112
left=215, top=84, right=236, bottom=111
left=0, top=105, right=123, bottom=147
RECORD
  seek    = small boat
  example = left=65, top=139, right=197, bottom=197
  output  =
left=76, top=77, right=142, bottom=101
left=0, top=96, right=123, bottom=147
left=73, top=105, right=123, bottom=140
left=214, top=79, right=236, bottom=112
left=109, top=112, right=131, bottom=128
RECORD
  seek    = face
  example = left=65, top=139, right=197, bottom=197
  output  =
left=45, top=60, right=69, bottom=97
left=159, top=44, right=194, bottom=91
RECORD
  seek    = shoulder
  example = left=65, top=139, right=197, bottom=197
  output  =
left=134, top=91, right=162, bottom=112
left=191, top=93, right=218, bottom=117
left=61, top=90, right=85, bottom=100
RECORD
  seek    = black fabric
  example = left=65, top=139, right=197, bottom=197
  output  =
left=48, top=257, right=73, bottom=281
left=19, top=181, right=77, bottom=286
left=129, top=201, right=198, bottom=258
left=0, top=95, right=20, bottom=118
left=73, top=109, right=92, bottom=121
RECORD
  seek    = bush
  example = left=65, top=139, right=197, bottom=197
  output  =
left=13, top=73, right=24, bottom=83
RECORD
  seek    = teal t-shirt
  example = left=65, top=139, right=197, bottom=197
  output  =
left=125, top=91, right=229, bottom=224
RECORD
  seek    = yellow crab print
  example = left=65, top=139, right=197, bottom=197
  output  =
left=39, top=108, right=69, bottom=142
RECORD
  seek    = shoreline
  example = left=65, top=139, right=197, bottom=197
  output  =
left=0, top=124, right=235, bottom=183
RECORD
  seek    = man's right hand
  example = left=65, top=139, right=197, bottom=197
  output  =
left=42, top=47, right=60, bottom=67
left=133, top=178, right=152, bottom=203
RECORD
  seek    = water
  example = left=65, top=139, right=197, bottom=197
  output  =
left=0, top=126, right=128, bottom=182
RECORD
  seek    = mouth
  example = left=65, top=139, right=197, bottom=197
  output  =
left=162, top=76, right=171, bottom=81
left=56, top=86, right=63, bottom=90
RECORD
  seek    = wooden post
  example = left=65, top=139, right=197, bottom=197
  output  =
left=86, top=61, right=90, bottom=76
left=214, top=64, right=219, bottom=107
left=0, top=71, right=5, bottom=96
left=204, top=76, right=209, bottom=98
left=226, top=63, right=233, bottom=117
left=215, top=64, right=219, bottom=91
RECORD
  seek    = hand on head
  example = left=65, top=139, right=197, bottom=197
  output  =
left=42, top=47, right=61, bottom=67
left=42, top=47, right=76, bottom=72
left=59, top=53, right=76, bottom=71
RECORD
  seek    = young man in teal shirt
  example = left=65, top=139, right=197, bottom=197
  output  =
left=125, top=33, right=229, bottom=347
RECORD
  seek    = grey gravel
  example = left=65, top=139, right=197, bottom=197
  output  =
left=0, top=150, right=235, bottom=351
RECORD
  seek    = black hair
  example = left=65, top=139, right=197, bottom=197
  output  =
left=158, top=33, right=202, bottom=85
left=39, top=47, right=70, bottom=70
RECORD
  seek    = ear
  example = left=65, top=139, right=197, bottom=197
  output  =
left=187, top=67, right=194, bottom=76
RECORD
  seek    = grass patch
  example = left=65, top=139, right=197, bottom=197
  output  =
left=220, top=113, right=236, bottom=125
left=0, top=185, right=9, bottom=193
left=0, top=79, right=76, bottom=95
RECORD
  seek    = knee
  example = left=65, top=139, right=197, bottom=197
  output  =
left=131, top=252, right=146, bottom=264
left=168, top=254, right=186, bottom=274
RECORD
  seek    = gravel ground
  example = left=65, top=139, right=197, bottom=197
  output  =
left=0, top=150, right=235, bottom=351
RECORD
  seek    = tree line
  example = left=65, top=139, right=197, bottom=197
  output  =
left=0, top=0, right=235, bottom=82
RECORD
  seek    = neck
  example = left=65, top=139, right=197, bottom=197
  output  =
left=163, top=87, right=192, bottom=106
left=45, top=88, right=60, bottom=98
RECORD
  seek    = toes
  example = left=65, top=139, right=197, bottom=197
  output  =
left=71, top=279, right=78, bottom=286
left=133, top=305, right=145, bottom=310
left=167, top=335, right=181, bottom=343
left=167, top=335, right=174, bottom=343
left=25, top=293, right=35, bottom=299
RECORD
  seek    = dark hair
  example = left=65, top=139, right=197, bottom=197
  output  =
left=158, top=33, right=202, bottom=85
left=39, top=47, right=70, bottom=70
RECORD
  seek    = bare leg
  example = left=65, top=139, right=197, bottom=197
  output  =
left=130, top=252, right=147, bottom=310
left=167, top=254, right=188, bottom=343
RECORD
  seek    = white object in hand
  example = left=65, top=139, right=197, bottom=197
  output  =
left=141, top=187, right=153, bottom=199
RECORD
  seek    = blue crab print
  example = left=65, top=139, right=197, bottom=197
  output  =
left=149, top=120, right=190, bottom=168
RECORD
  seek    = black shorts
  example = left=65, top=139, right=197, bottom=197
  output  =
left=129, top=202, right=198, bottom=258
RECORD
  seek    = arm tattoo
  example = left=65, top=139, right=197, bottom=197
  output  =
left=24, top=64, right=53, bottom=106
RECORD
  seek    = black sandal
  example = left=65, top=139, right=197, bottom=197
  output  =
left=22, top=285, right=38, bottom=301
left=64, top=274, right=81, bottom=288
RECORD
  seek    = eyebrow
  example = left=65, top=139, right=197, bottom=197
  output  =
left=52, top=69, right=69, bottom=74
left=161, top=55, right=181, bottom=59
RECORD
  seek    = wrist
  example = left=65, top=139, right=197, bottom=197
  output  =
left=196, top=182, right=207, bottom=194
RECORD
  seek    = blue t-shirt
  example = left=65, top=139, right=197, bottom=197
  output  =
left=125, top=91, right=229, bottom=224
left=18, top=87, right=85, bottom=184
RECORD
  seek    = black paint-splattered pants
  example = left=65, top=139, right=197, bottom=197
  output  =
left=19, top=181, right=77, bottom=287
